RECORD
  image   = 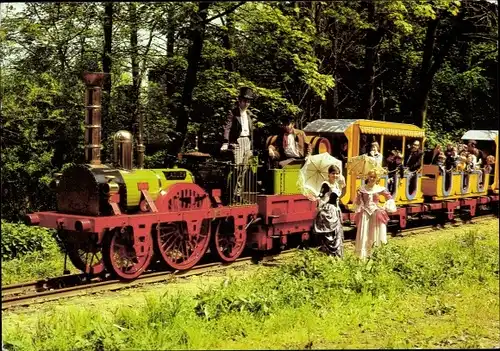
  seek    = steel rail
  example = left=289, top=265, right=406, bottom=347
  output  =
left=1, top=250, right=297, bottom=310
left=2, top=214, right=496, bottom=310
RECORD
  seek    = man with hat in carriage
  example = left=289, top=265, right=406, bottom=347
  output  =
left=221, top=87, right=255, bottom=202
left=268, top=116, right=311, bottom=168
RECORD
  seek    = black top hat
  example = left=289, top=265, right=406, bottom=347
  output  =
left=238, top=87, right=254, bottom=100
left=280, top=116, right=294, bottom=125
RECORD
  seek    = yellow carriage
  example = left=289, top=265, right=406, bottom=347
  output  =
left=422, top=130, right=498, bottom=200
left=461, top=130, right=498, bottom=195
left=303, top=119, right=425, bottom=210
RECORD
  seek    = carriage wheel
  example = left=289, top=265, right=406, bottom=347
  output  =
left=210, top=217, right=247, bottom=262
left=103, top=228, right=153, bottom=280
left=154, top=220, right=210, bottom=270
left=60, top=231, right=105, bottom=275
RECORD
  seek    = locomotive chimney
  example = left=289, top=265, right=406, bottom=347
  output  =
left=81, top=72, right=107, bottom=165
left=113, top=130, right=134, bottom=170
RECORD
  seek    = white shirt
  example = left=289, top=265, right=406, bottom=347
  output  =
left=284, top=133, right=300, bottom=158
left=239, top=109, right=250, bottom=137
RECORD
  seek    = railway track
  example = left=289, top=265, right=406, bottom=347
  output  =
left=2, top=214, right=496, bottom=310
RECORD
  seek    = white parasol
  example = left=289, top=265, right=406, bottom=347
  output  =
left=297, top=152, right=342, bottom=197
left=346, top=154, right=381, bottom=177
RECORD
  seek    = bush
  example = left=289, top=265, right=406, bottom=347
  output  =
left=1, top=220, right=59, bottom=260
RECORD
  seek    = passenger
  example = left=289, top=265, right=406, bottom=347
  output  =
left=429, top=145, right=442, bottom=164
left=436, top=152, right=446, bottom=175
left=444, top=143, right=454, bottom=158
left=367, top=141, right=383, bottom=166
left=472, top=148, right=482, bottom=169
left=405, top=140, right=423, bottom=172
left=383, top=150, right=396, bottom=168
left=339, top=141, right=348, bottom=165
left=466, top=153, right=475, bottom=172
left=456, top=151, right=468, bottom=172
left=268, top=117, right=310, bottom=168
left=354, top=168, right=397, bottom=260
left=386, top=150, right=404, bottom=194
left=310, top=165, right=346, bottom=257
left=446, top=146, right=458, bottom=170
left=485, top=155, right=495, bottom=175
left=221, top=87, right=255, bottom=201
left=359, top=135, right=369, bottom=155
left=468, top=141, right=484, bottom=164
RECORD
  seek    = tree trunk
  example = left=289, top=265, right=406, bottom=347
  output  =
left=129, top=2, right=140, bottom=133
left=412, top=13, right=463, bottom=127
left=102, top=2, right=113, bottom=160
left=129, top=3, right=145, bottom=167
left=168, top=1, right=213, bottom=155
left=102, top=2, right=113, bottom=95
left=359, top=1, right=384, bottom=120
left=166, top=3, right=175, bottom=98
left=326, top=17, right=339, bottom=119
left=222, top=13, right=235, bottom=73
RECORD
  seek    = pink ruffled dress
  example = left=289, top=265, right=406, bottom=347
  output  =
left=354, top=184, right=397, bottom=259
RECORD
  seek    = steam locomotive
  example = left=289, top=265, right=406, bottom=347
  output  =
left=25, top=72, right=499, bottom=280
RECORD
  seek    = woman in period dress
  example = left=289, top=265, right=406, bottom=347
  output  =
left=311, top=165, right=346, bottom=257
left=354, top=168, right=397, bottom=259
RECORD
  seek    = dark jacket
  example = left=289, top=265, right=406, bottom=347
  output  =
left=223, top=106, right=254, bottom=145
left=405, top=150, right=423, bottom=172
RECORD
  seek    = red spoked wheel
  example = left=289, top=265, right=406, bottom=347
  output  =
left=103, top=227, right=153, bottom=280
left=154, top=219, right=211, bottom=270
left=155, top=183, right=211, bottom=212
left=60, top=231, right=105, bottom=275
left=210, top=217, right=247, bottom=262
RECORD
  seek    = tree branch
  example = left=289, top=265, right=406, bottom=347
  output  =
left=203, top=1, right=246, bottom=24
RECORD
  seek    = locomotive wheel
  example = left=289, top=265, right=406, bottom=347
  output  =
left=210, top=217, right=247, bottom=262
left=155, top=183, right=211, bottom=212
left=154, top=220, right=210, bottom=270
left=60, top=231, right=105, bottom=275
left=66, top=242, right=105, bottom=275
left=103, top=228, right=153, bottom=280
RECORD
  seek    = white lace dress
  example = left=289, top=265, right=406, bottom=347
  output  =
left=354, top=184, right=397, bottom=259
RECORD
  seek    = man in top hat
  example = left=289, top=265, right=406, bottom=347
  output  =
left=221, top=87, right=255, bottom=201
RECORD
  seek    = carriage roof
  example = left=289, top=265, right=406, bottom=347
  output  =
left=461, top=130, right=498, bottom=141
left=303, top=119, right=424, bottom=138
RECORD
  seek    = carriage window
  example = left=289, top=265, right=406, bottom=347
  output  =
left=329, top=134, right=348, bottom=163
left=382, top=136, right=404, bottom=167
left=360, top=134, right=381, bottom=156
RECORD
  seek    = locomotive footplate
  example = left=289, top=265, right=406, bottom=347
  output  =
left=26, top=204, right=259, bottom=243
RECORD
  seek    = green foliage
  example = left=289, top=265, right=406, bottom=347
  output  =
left=194, top=229, right=498, bottom=321
left=2, top=224, right=498, bottom=350
left=1, top=221, right=58, bottom=261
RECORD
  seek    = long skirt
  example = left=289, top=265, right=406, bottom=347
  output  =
left=313, top=203, right=344, bottom=257
left=354, top=209, right=388, bottom=259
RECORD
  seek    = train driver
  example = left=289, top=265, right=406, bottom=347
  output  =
left=220, top=87, right=255, bottom=201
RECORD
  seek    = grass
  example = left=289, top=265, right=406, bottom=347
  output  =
left=2, top=219, right=499, bottom=350
left=1, top=248, right=78, bottom=286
